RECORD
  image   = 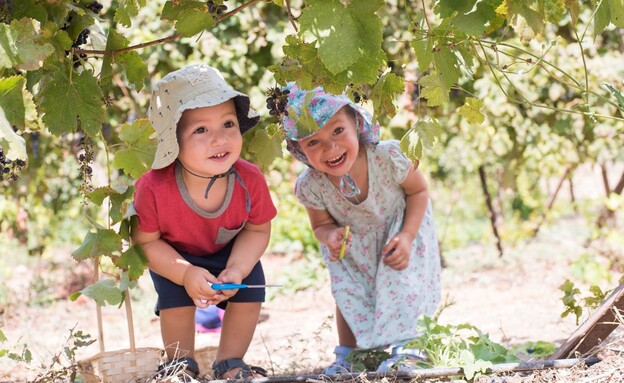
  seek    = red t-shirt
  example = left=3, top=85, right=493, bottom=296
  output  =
left=134, top=159, right=277, bottom=256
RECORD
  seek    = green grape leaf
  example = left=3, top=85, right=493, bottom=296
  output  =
left=418, top=73, right=450, bottom=106
left=608, top=0, right=624, bottom=27
left=114, top=244, right=148, bottom=281
left=114, top=0, right=143, bottom=28
left=0, top=76, right=26, bottom=130
left=411, top=34, right=433, bottom=72
left=435, top=0, right=477, bottom=18
left=101, top=29, right=147, bottom=90
left=88, top=185, right=135, bottom=224
left=162, top=1, right=215, bottom=37
left=73, top=279, right=124, bottom=307
left=11, top=19, right=54, bottom=71
left=0, top=24, right=20, bottom=69
left=118, top=271, right=138, bottom=292
left=272, top=36, right=325, bottom=88
left=299, top=0, right=384, bottom=75
left=72, top=228, right=123, bottom=261
left=40, top=67, right=105, bottom=137
left=565, top=0, right=581, bottom=25
left=287, top=92, right=321, bottom=137
left=119, top=214, right=138, bottom=242
left=459, top=97, right=485, bottom=124
left=248, top=127, right=283, bottom=170
left=594, top=0, right=611, bottom=38
left=542, top=0, right=566, bottom=23
left=452, top=1, right=497, bottom=36
left=603, top=83, right=624, bottom=107
left=101, top=29, right=128, bottom=86
left=113, top=119, right=157, bottom=178
left=370, top=72, right=405, bottom=120
left=400, top=119, right=442, bottom=161
left=497, top=0, right=544, bottom=34
left=433, top=46, right=460, bottom=89
left=117, top=51, right=148, bottom=91
left=13, top=0, right=48, bottom=22
left=0, top=107, right=26, bottom=162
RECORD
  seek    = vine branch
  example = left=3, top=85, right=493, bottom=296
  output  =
left=74, top=0, right=262, bottom=56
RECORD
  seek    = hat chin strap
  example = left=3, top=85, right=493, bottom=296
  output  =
left=176, top=160, right=250, bottom=212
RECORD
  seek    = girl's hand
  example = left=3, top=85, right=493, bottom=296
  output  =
left=182, top=265, right=225, bottom=307
left=326, top=226, right=351, bottom=262
left=382, top=231, right=415, bottom=270
left=215, top=267, right=245, bottom=299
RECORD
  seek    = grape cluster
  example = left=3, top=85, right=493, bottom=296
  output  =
left=266, top=87, right=290, bottom=119
left=348, top=83, right=368, bottom=104
left=0, top=147, right=26, bottom=182
left=0, top=0, right=13, bottom=24
left=71, top=29, right=90, bottom=68
left=207, top=1, right=227, bottom=16
left=78, top=135, right=94, bottom=194
left=85, top=1, right=104, bottom=13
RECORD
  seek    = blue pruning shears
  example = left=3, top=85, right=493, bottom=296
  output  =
left=211, top=283, right=282, bottom=290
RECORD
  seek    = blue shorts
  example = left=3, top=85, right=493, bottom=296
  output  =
left=149, top=240, right=265, bottom=315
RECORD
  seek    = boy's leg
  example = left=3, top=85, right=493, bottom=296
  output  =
left=215, top=301, right=262, bottom=378
left=160, top=306, right=197, bottom=361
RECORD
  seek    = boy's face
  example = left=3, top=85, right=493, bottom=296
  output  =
left=298, top=107, right=360, bottom=176
left=176, top=100, right=242, bottom=177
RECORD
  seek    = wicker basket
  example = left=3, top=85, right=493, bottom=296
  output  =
left=78, top=259, right=163, bottom=383
left=78, top=347, right=162, bottom=383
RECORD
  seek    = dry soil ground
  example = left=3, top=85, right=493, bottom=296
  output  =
left=1, top=216, right=624, bottom=382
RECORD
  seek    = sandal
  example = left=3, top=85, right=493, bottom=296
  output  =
left=376, top=343, right=426, bottom=372
left=322, top=345, right=354, bottom=375
left=212, top=358, right=268, bottom=380
left=157, top=357, right=200, bottom=378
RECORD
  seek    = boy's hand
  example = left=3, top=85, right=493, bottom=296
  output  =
left=182, top=265, right=225, bottom=307
left=326, top=226, right=350, bottom=262
left=214, top=267, right=245, bottom=299
left=382, top=231, right=415, bottom=270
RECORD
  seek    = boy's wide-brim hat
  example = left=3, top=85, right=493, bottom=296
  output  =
left=149, top=64, right=260, bottom=169
left=282, top=83, right=379, bottom=165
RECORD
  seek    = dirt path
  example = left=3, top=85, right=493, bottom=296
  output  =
left=1, top=217, right=621, bottom=381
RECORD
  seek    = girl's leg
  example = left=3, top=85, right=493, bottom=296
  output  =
left=160, top=306, right=196, bottom=361
left=215, top=301, right=262, bottom=378
left=336, top=305, right=357, bottom=347
left=323, top=305, right=357, bottom=374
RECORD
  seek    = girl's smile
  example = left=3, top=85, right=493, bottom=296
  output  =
left=325, top=152, right=347, bottom=168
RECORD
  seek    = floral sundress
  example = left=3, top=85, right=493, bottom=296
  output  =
left=294, top=140, right=441, bottom=349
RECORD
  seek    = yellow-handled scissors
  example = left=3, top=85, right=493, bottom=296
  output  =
left=338, top=225, right=350, bottom=259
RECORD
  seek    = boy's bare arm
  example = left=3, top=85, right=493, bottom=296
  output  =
left=226, top=221, right=272, bottom=279
left=131, top=228, right=194, bottom=286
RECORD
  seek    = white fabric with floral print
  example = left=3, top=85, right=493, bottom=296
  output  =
left=294, top=140, right=441, bottom=349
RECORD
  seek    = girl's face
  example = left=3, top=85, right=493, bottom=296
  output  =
left=176, top=100, right=242, bottom=177
left=299, top=107, right=360, bottom=176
